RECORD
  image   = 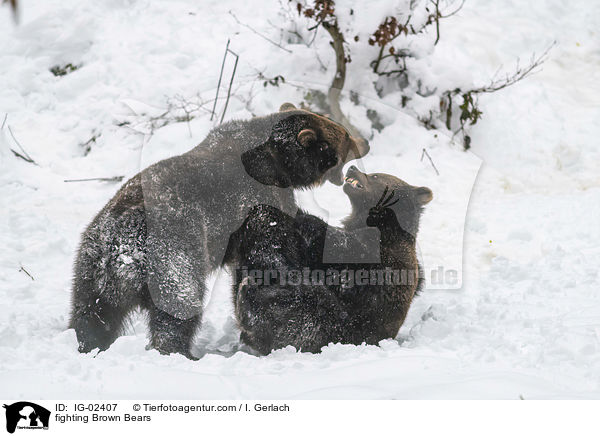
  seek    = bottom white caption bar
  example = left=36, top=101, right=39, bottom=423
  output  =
left=1, top=400, right=598, bottom=435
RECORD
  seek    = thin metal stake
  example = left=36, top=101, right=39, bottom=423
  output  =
left=211, top=39, right=230, bottom=121
left=220, top=52, right=238, bottom=125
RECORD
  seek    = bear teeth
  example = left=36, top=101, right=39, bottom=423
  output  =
left=344, top=177, right=362, bottom=188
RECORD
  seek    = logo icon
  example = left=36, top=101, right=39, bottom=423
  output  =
left=3, top=402, right=50, bottom=434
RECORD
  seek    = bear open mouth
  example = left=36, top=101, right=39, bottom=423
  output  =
left=344, top=176, right=364, bottom=189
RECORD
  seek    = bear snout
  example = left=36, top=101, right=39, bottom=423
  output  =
left=349, top=137, right=369, bottom=160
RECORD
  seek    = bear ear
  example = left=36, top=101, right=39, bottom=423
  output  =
left=297, top=129, right=317, bottom=147
left=241, top=144, right=290, bottom=188
left=279, top=102, right=297, bottom=112
left=414, top=187, right=433, bottom=204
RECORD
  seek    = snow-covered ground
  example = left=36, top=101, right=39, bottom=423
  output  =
left=1, top=0, right=599, bottom=399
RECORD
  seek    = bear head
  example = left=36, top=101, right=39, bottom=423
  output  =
left=342, top=165, right=432, bottom=235
left=241, top=103, right=369, bottom=188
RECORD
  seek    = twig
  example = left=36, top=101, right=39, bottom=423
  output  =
left=471, top=42, right=556, bottom=94
left=371, top=0, right=463, bottom=73
left=232, top=79, right=260, bottom=117
left=307, top=21, right=320, bottom=47
left=7, top=125, right=37, bottom=165
left=432, top=0, right=440, bottom=45
left=229, top=11, right=292, bottom=53
left=421, top=148, right=440, bottom=175
left=64, top=176, right=124, bottom=183
left=371, top=15, right=411, bottom=74
left=19, top=266, right=34, bottom=281
left=10, top=149, right=33, bottom=163
left=118, top=93, right=214, bottom=136
left=420, top=0, right=464, bottom=46
left=1, top=113, right=7, bottom=130
left=440, top=0, right=466, bottom=18
left=82, top=134, right=99, bottom=147
left=80, top=133, right=101, bottom=156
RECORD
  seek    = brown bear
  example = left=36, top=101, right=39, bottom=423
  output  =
left=70, top=103, right=369, bottom=359
left=223, top=166, right=431, bottom=355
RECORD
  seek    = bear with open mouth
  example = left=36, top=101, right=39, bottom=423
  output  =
left=70, top=103, right=368, bottom=359
left=223, top=166, right=432, bottom=355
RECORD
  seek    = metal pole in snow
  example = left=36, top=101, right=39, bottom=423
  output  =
left=211, top=39, right=230, bottom=121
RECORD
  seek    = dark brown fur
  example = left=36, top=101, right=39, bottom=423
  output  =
left=70, top=104, right=368, bottom=358
left=224, top=166, right=432, bottom=354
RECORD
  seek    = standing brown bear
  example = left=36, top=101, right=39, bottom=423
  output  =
left=70, top=103, right=369, bottom=359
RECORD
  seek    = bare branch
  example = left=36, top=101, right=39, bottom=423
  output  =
left=229, top=10, right=292, bottom=53
left=432, top=0, right=441, bottom=45
left=7, top=124, right=37, bottom=165
left=471, top=42, right=556, bottom=94
left=19, top=265, right=34, bottom=281
left=119, top=93, right=214, bottom=135
left=64, top=176, right=124, bottom=183
left=371, top=0, right=464, bottom=73
left=269, top=1, right=318, bottom=48
left=421, top=148, right=440, bottom=175
left=440, top=0, right=466, bottom=18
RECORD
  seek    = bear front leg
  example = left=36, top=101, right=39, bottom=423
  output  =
left=69, top=290, right=131, bottom=354
left=234, top=282, right=276, bottom=356
left=146, top=305, right=200, bottom=360
left=143, top=234, right=206, bottom=360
